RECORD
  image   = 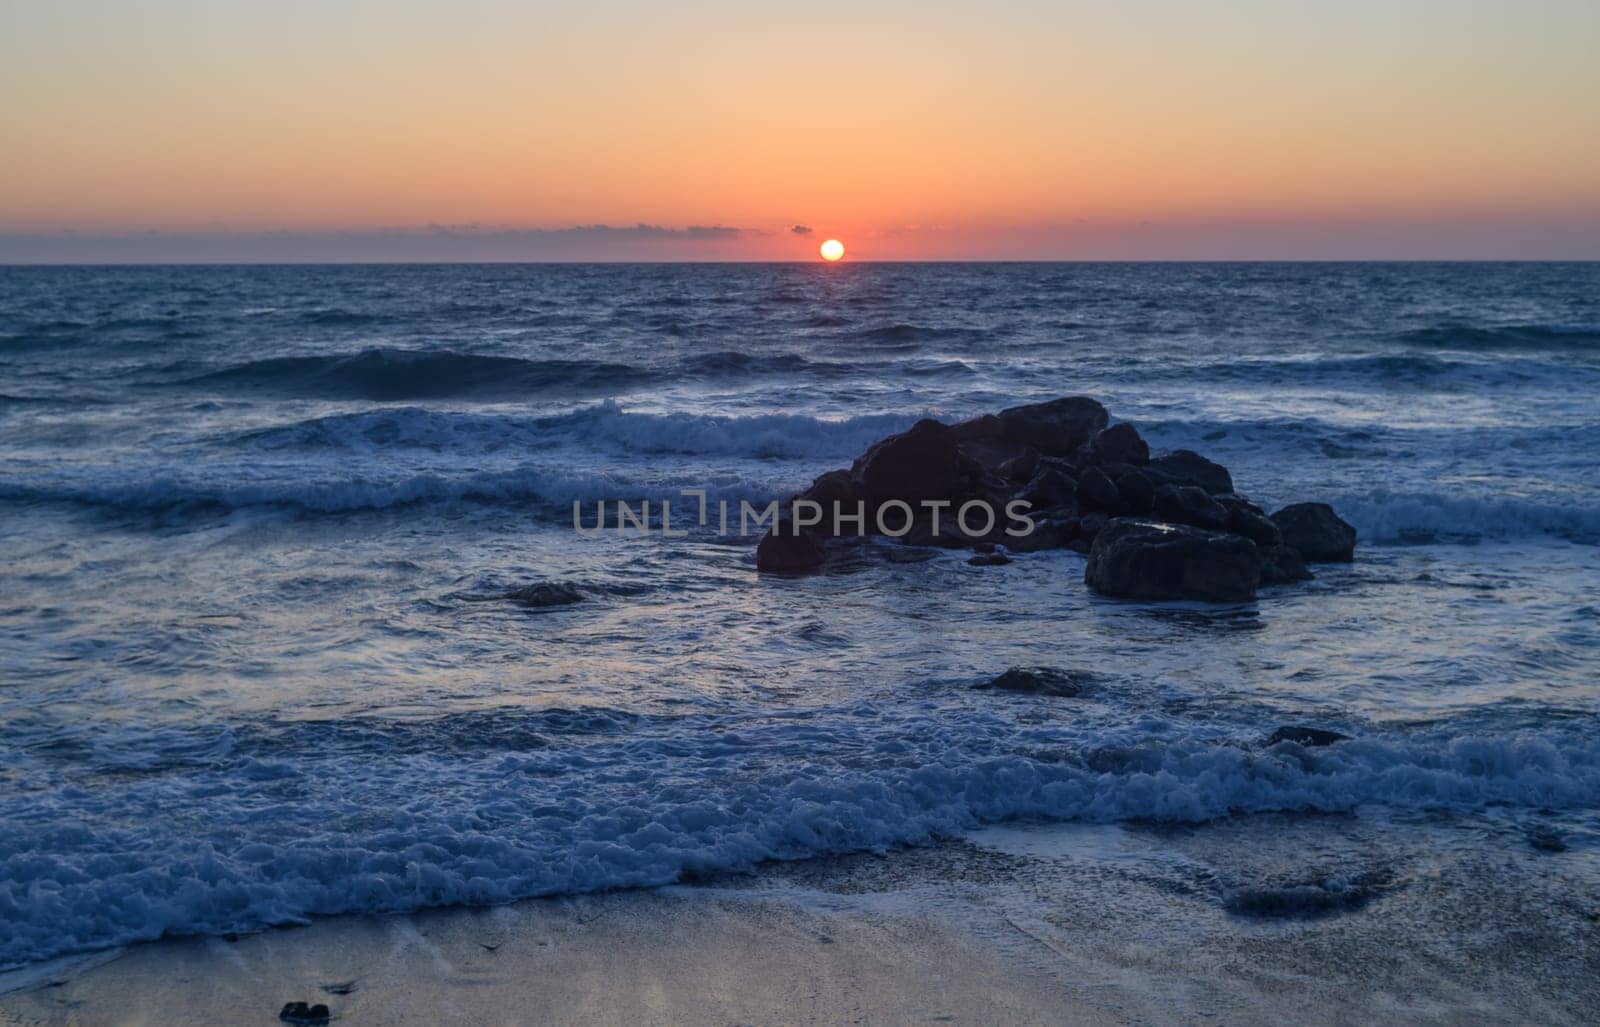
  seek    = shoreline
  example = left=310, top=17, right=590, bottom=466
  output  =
left=4, top=815, right=1592, bottom=1026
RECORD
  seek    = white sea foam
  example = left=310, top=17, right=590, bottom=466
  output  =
left=2, top=704, right=1596, bottom=970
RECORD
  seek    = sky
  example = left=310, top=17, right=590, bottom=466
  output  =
left=2, top=0, right=1597, bottom=261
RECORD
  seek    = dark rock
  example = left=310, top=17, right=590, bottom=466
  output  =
left=949, top=413, right=1004, bottom=444
left=1264, top=726, right=1351, bottom=747
left=1084, top=519, right=1260, bottom=602
left=1259, top=544, right=1313, bottom=584
left=997, top=447, right=1042, bottom=483
left=1224, top=877, right=1385, bottom=918
left=997, top=396, right=1109, bottom=457
left=1006, top=514, right=1078, bottom=552
left=1115, top=469, right=1156, bottom=516
left=280, top=1003, right=331, bottom=1025
left=506, top=582, right=585, bottom=608
left=1146, top=449, right=1234, bottom=494
left=1217, top=495, right=1282, bottom=547
left=852, top=418, right=962, bottom=506
left=968, top=552, right=1012, bottom=566
left=1076, top=422, right=1149, bottom=467
left=1067, top=538, right=1092, bottom=554
left=798, top=469, right=865, bottom=536
left=1018, top=465, right=1078, bottom=509
left=1077, top=511, right=1110, bottom=541
left=1271, top=502, right=1357, bottom=563
left=973, top=667, right=1085, bottom=697
left=952, top=414, right=1031, bottom=477
left=1151, top=484, right=1229, bottom=531
left=1075, top=467, right=1122, bottom=513
left=1527, top=827, right=1567, bottom=853
left=756, top=528, right=826, bottom=573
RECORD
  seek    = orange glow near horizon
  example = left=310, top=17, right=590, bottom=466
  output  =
left=1, top=3, right=1597, bottom=260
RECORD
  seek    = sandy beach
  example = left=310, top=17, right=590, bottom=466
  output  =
left=5, top=816, right=1593, bottom=1026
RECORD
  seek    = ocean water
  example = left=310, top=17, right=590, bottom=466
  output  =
left=1, top=262, right=1598, bottom=970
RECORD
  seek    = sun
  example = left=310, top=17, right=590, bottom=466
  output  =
left=819, top=239, right=845, bottom=262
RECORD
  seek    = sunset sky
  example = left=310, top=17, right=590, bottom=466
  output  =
left=2, top=0, right=1597, bottom=261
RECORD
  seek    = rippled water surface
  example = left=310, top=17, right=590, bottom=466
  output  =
left=1, top=262, right=1597, bottom=969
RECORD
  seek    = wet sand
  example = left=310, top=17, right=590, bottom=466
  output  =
left=3, top=816, right=1594, bottom=1025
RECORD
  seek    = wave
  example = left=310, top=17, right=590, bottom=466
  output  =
left=181, top=348, right=656, bottom=400
left=0, top=464, right=784, bottom=517
left=1336, top=492, right=1600, bottom=543
left=848, top=323, right=989, bottom=348
left=1397, top=323, right=1600, bottom=353
left=235, top=403, right=918, bottom=461
left=2, top=705, right=1595, bottom=970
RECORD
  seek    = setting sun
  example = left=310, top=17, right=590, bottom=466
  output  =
left=819, top=239, right=845, bottom=262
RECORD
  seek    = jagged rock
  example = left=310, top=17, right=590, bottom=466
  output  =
left=1076, top=422, right=1149, bottom=467
left=1259, top=543, right=1314, bottom=584
left=973, top=667, right=1084, bottom=697
left=1084, top=519, right=1260, bottom=602
left=1146, top=449, right=1234, bottom=494
left=1018, top=464, right=1078, bottom=509
left=749, top=396, right=1346, bottom=589
left=1007, top=514, right=1078, bottom=552
left=1151, top=484, right=1230, bottom=531
left=1115, top=468, right=1157, bottom=516
left=996, top=396, right=1109, bottom=457
left=795, top=469, right=865, bottom=536
left=1271, top=502, right=1357, bottom=563
left=1264, top=726, right=1351, bottom=747
left=852, top=418, right=963, bottom=505
left=997, top=447, right=1041, bottom=483
left=506, top=582, right=585, bottom=607
left=1076, top=467, right=1122, bottom=512
left=1217, top=495, right=1282, bottom=547
left=756, top=527, right=826, bottom=573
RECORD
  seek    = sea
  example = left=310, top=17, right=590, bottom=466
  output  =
left=1, top=261, right=1597, bottom=971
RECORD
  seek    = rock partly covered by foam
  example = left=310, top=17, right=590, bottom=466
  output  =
left=752, top=395, right=1354, bottom=599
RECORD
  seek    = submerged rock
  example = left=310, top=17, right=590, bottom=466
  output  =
left=1527, top=826, right=1568, bottom=853
left=506, top=582, right=585, bottom=608
left=1084, top=519, right=1260, bottom=602
left=967, top=551, right=1013, bottom=566
left=1271, top=502, right=1358, bottom=563
left=1264, top=725, right=1351, bottom=747
left=973, top=666, right=1085, bottom=697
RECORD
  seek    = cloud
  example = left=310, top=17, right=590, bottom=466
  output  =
left=0, top=223, right=749, bottom=262
left=790, top=224, right=813, bottom=235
